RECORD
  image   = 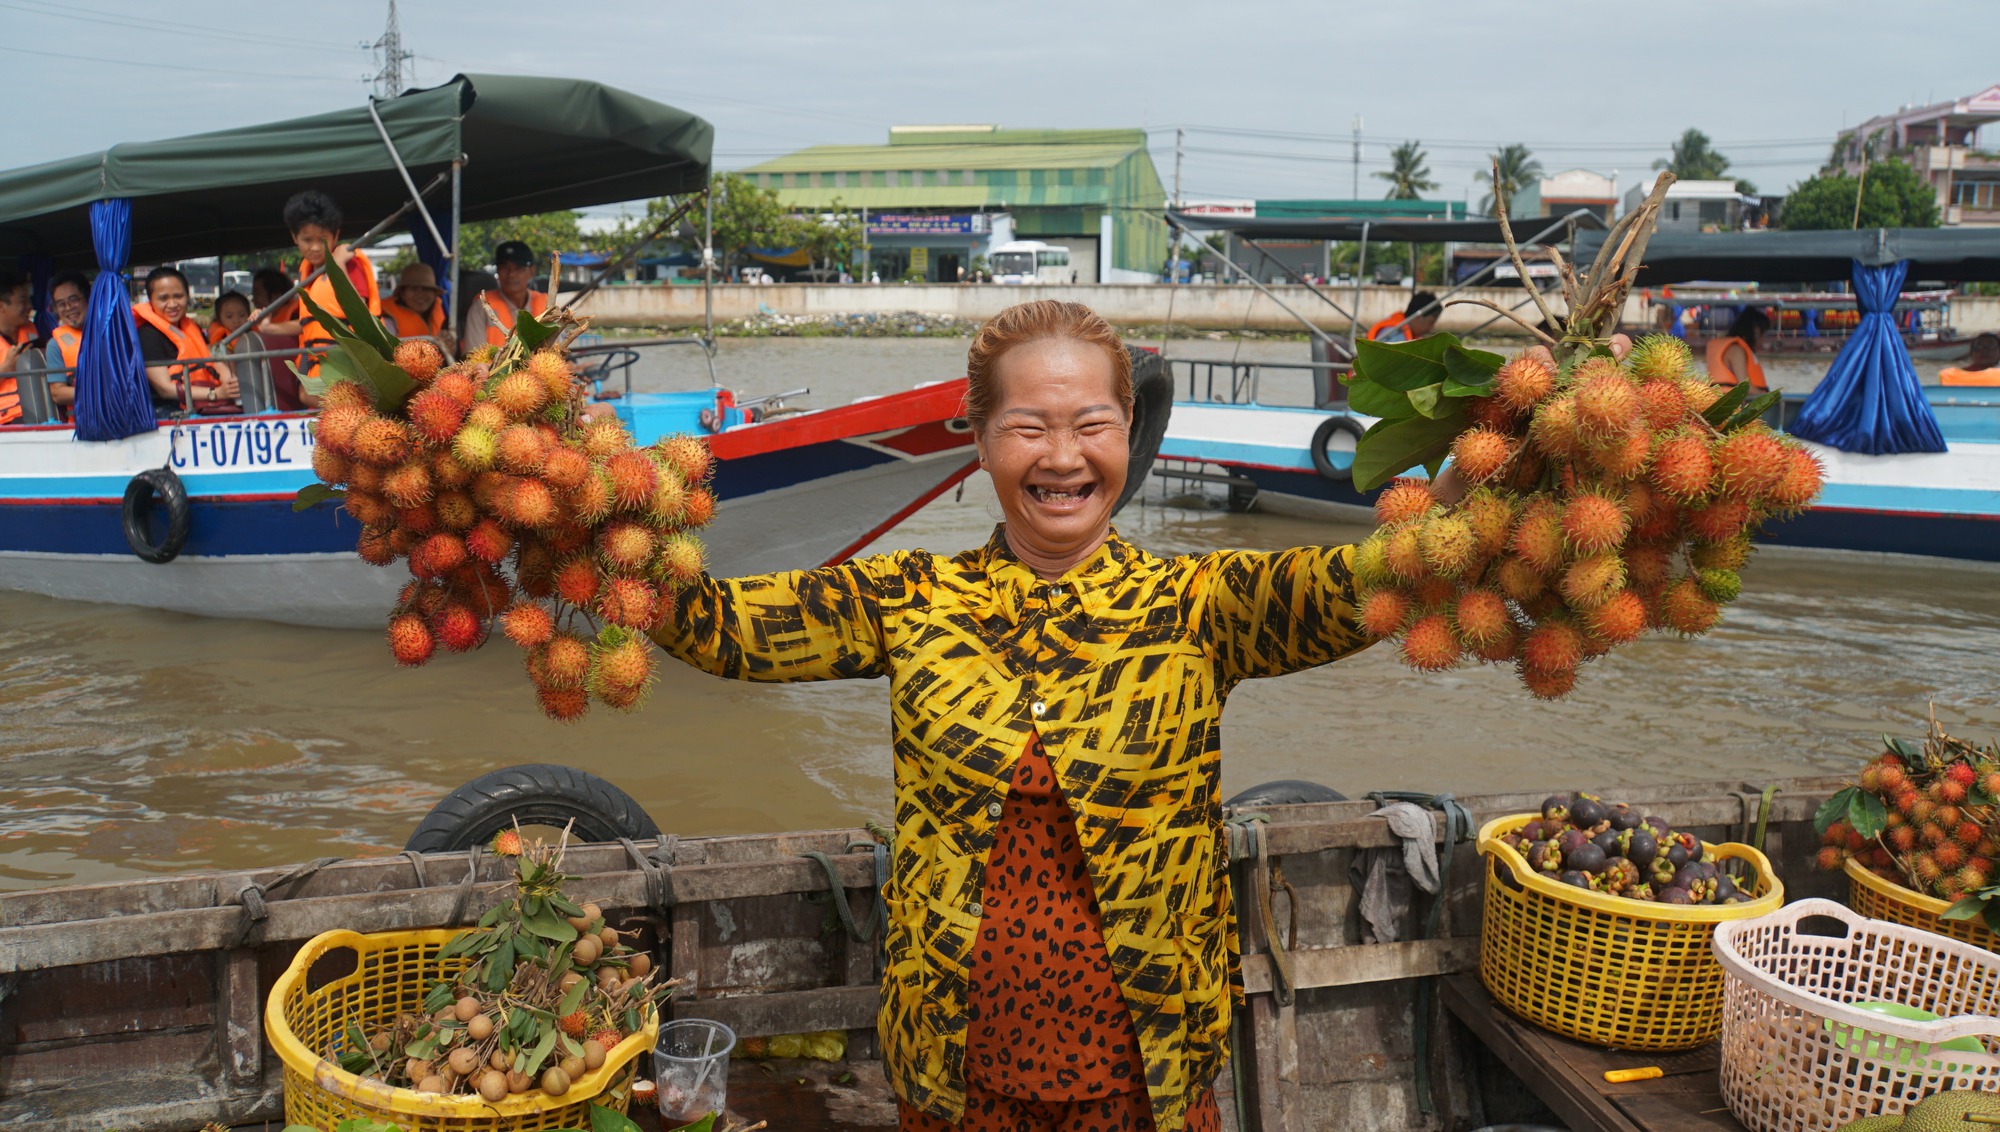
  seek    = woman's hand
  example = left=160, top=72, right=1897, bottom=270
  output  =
left=1525, top=332, right=1632, bottom=370
left=1431, top=462, right=1469, bottom=506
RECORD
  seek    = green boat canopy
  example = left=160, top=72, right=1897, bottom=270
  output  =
left=1569, top=227, right=2000, bottom=284
left=0, top=73, right=713, bottom=269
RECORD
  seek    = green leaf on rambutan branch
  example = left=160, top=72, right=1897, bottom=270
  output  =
left=1348, top=334, right=1456, bottom=395
left=590, top=1106, right=651, bottom=1132
left=1814, top=787, right=1857, bottom=836
left=291, top=483, right=345, bottom=512
left=1346, top=379, right=1421, bottom=419
left=1441, top=344, right=1504, bottom=397
left=1942, top=895, right=1986, bottom=922
left=1352, top=406, right=1466, bottom=491
left=1722, top=391, right=1782, bottom=432
left=1847, top=790, right=1887, bottom=839
left=1700, top=382, right=1751, bottom=426
left=513, top=311, right=560, bottom=351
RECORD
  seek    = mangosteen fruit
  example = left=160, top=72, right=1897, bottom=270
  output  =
left=1557, top=828, right=1591, bottom=854
left=1566, top=842, right=1607, bottom=874
left=1657, top=887, right=1693, bottom=905
left=1525, top=841, right=1563, bottom=873
left=1592, top=829, right=1622, bottom=856
left=1713, top=874, right=1739, bottom=902
left=1603, top=856, right=1639, bottom=892
left=1665, top=842, right=1692, bottom=868
left=1649, top=857, right=1677, bottom=887
left=1674, top=861, right=1704, bottom=889
left=1608, top=804, right=1641, bottom=832
left=1520, top=819, right=1548, bottom=842
left=1569, top=797, right=1608, bottom=830
left=1626, top=830, right=1659, bottom=868
left=1721, top=892, right=1753, bottom=905
left=1626, top=882, right=1655, bottom=901
left=1541, top=794, right=1573, bottom=824
left=1643, top=815, right=1671, bottom=838
left=1558, top=870, right=1592, bottom=889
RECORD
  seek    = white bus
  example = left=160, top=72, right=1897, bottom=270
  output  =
left=988, top=240, right=1070, bottom=284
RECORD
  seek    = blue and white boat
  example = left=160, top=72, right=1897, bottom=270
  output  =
left=1155, top=214, right=2000, bottom=562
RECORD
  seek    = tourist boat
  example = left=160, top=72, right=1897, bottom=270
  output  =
left=1154, top=214, right=2000, bottom=562
left=0, top=768, right=1845, bottom=1132
left=0, top=77, right=1137, bottom=628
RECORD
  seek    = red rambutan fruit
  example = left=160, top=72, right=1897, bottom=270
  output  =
left=413, top=532, right=467, bottom=579
left=1520, top=620, right=1585, bottom=674
left=541, top=445, right=591, bottom=491
left=393, top=339, right=444, bottom=384
left=605, top=450, right=658, bottom=511
left=1947, top=762, right=1978, bottom=788
left=495, top=424, right=549, bottom=475
left=1649, top=432, right=1716, bottom=502
left=554, top=557, right=601, bottom=607
left=680, top=486, right=717, bottom=528
left=1560, top=492, right=1629, bottom=555
left=466, top=401, right=509, bottom=434
left=1412, top=577, right=1458, bottom=611
left=382, top=462, right=433, bottom=509
left=453, top=424, right=498, bottom=471
left=491, top=371, right=548, bottom=419
left=1374, top=478, right=1437, bottom=527
left=1495, top=556, right=1546, bottom=602
left=394, top=503, right=438, bottom=535
left=645, top=473, right=688, bottom=525
left=1684, top=498, right=1752, bottom=544
left=321, top=381, right=372, bottom=413
left=1530, top=395, right=1582, bottom=459
left=656, top=534, right=706, bottom=588
left=1467, top=395, right=1518, bottom=432
left=1586, top=427, right=1652, bottom=480
left=314, top=404, right=369, bottom=456
left=1939, top=777, right=1970, bottom=805
left=527, top=351, right=574, bottom=400
left=1583, top=589, right=1648, bottom=645
left=1509, top=499, right=1568, bottom=573
left=388, top=526, right=422, bottom=558
left=1889, top=825, right=1919, bottom=853
left=544, top=523, right=590, bottom=558
left=1453, top=588, right=1512, bottom=647
left=1573, top=366, right=1640, bottom=437
left=433, top=370, right=476, bottom=409
left=431, top=601, right=483, bottom=653
left=1712, top=427, right=1789, bottom=499
left=431, top=450, right=475, bottom=490
left=535, top=633, right=592, bottom=690
left=503, top=478, right=560, bottom=528
left=465, top=518, right=514, bottom=563
left=502, top=601, right=555, bottom=649
left=1636, top=380, right=1689, bottom=431
left=1956, top=863, right=1990, bottom=895
left=1815, top=846, right=1847, bottom=872
left=312, top=445, right=352, bottom=485
left=344, top=489, right=393, bottom=528
left=1459, top=490, right=1515, bottom=558
left=537, top=686, right=589, bottom=723
left=1519, top=663, right=1578, bottom=700
left=1935, top=841, right=1969, bottom=874
left=1679, top=379, right=1722, bottom=415
left=582, top=418, right=632, bottom=460
left=352, top=417, right=413, bottom=467
left=1399, top=614, right=1462, bottom=672
left=387, top=613, right=434, bottom=666
left=1419, top=514, right=1481, bottom=578
left=1955, top=820, right=1985, bottom=849
left=656, top=434, right=713, bottom=483
left=566, top=468, right=615, bottom=526
left=406, top=388, right=466, bottom=446
left=591, top=631, right=657, bottom=697
left=599, top=577, right=659, bottom=630
left=1766, top=445, right=1824, bottom=512
left=651, top=585, right=680, bottom=627
left=598, top=521, right=656, bottom=573
left=434, top=490, right=476, bottom=531
left=356, top=526, right=396, bottom=566
left=1690, top=536, right=1751, bottom=571
left=1560, top=553, right=1628, bottom=610
left=1384, top=526, right=1429, bottom=580
left=1624, top=542, right=1674, bottom=590
left=514, top=540, right=557, bottom=598
left=1449, top=428, right=1514, bottom=484
left=1494, top=354, right=1556, bottom=413
left=1358, top=589, right=1413, bottom=638
left=1658, top=577, right=1721, bottom=636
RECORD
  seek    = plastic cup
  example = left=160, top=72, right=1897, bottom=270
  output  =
left=655, top=1018, right=736, bottom=1129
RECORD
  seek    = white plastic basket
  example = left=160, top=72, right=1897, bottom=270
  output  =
left=1711, top=898, right=2000, bottom=1132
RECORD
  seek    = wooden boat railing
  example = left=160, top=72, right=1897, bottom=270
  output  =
left=0, top=774, right=1847, bottom=1132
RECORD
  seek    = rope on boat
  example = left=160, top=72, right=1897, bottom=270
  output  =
left=229, top=856, right=342, bottom=946
left=802, top=844, right=888, bottom=948
left=399, top=849, right=428, bottom=888
left=1364, top=791, right=1476, bottom=1117
left=446, top=845, right=481, bottom=927
left=1730, top=784, right=1781, bottom=853
left=619, top=835, right=681, bottom=921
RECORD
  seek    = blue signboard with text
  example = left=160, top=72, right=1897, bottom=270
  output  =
left=867, top=213, right=990, bottom=236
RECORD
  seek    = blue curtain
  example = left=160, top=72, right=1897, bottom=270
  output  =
left=1788, top=258, right=1946, bottom=456
left=406, top=201, right=456, bottom=310
left=72, top=199, right=158, bottom=442
left=22, top=254, right=54, bottom=337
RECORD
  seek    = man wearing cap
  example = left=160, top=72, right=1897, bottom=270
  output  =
left=382, top=263, right=448, bottom=344
left=460, top=240, right=549, bottom=354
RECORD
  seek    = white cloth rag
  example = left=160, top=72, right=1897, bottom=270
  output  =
left=1350, top=802, right=1442, bottom=944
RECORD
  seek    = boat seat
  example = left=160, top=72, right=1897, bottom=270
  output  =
left=219, top=331, right=279, bottom=414
left=11, top=347, right=58, bottom=425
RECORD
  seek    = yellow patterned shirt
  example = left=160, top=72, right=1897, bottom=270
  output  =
left=653, top=527, right=1367, bottom=1131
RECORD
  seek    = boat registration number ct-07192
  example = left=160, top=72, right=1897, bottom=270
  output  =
left=167, top=417, right=313, bottom=471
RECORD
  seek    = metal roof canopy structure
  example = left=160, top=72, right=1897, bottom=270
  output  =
left=1570, top=227, right=2000, bottom=284
left=1165, top=210, right=1607, bottom=244
left=0, top=73, right=713, bottom=269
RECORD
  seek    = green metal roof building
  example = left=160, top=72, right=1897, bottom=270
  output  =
left=737, top=126, right=1167, bottom=282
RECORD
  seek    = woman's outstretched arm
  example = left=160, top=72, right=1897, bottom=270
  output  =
left=649, top=552, right=920, bottom=683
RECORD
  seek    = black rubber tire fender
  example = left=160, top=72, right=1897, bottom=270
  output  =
left=1113, top=347, right=1174, bottom=516
left=1308, top=415, right=1366, bottom=483
left=1225, top=780, right=1349, bottom=808
left=404, top=764, right=661, bottom=853
left=122, top=467, right=191, bottom=564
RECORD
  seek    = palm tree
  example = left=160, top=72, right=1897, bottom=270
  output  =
left=1656, top=128, right=1732, bottom=181
left=1477, top=144, right=1542, bottom=215
left=1374, top=140, right=1438, bottom=200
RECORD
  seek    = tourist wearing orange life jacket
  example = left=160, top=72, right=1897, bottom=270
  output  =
left=134, top=266, right=239, bottom=415
left=0, top=268, right=36, bottom=426
left=1705, top=308, right=1770, bottom=393
left=206, top=291, right=253, bottom=348
left=42, top=271, right=87, bottom=419
left=1367, top=290, right=1441, bottom=344
left=249, top=191, right=378, bottom=407
left=460, top=240, right=549, bottom=354
left=1940, top=333, right=2000, bottom=387
left=382, top=262, right=448, bottom=343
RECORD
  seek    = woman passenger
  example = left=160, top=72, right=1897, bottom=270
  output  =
left=1705, top=307, right=1770, bottom=392
left=650, top=300, right=1467, bottom=1132
left=134, top=267, right=238, bottom=415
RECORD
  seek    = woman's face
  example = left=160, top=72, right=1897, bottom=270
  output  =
left=149, top=277, right=188, bottom=323
left=975, top=337, right=1129, bottom=563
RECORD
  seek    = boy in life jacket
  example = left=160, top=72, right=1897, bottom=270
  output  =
left=255, top=190, right=379, bottom=407
left=206, top=291, right=252, bottom=347
left=382, top=262, right=447, bottom=343
left=1368, top=290, right=1441, bottom=343
left=1940, top=333, right=2000, bottom=387
left=0, top=268, right=38, bottom=425
left=134, top=266, right=239, bottom=415
left=44, top=271, right=86, bottom=418
left=459, top=239, right=548, bottom=355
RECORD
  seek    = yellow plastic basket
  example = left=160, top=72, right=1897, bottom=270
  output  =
left=1846, top=858, right=2000, bottom=955
left=1477, top=813, right=1784, bottom=1051
left=267, top=928, right=659, bottom=1132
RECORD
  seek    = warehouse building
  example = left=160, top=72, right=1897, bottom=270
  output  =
left=737, top=125, right=1167, bottom=283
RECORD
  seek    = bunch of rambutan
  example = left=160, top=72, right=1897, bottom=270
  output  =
left=1815, top=720, right=2000, bottom=908
left=308, top=336, right=717, bottom=723
left=1352, top=333, right=1825, bottom=699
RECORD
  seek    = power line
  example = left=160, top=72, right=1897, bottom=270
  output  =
left=0, top=42, right=354, bottom=83
left=0, top=0, right=360, bottom=54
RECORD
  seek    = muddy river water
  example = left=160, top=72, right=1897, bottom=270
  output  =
left=1, top=336, right=1994, bottom=890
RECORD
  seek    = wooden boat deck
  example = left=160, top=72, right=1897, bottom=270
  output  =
left=1442, top=975, right=1743, bottom=1132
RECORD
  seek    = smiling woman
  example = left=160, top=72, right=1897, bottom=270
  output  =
left=650, top=299, right=1376, bottom=1132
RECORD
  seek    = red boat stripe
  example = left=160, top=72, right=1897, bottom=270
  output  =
left=822, top=458, right=980, bottom=566
left=708, top=380, right=970, bottom=461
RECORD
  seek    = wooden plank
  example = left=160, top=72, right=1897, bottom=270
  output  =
left=218, top=948, right=262, bottom=1084
left=1438, top=975, right=1643, bottom=1132
left=1240, top=937, right=1480, bottom=995
left=681, top=985, right=880, bottom=1039
left=3, top=954, right=214, bottom=1044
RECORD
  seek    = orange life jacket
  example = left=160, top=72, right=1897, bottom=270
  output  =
left=383, top=298, right=445, bottom=341
left=478, top=289, right=549, bottom=347
left=1705, top=335, right=1768, bottom=392
left=1939, top=366, right=2000, bottom=387
left=0, top=326, right=32, bottom=424
left=50, top=324, right=82, bottom=371
left=1367, top=313, right=1411, bottom=342
left=135, top=302, right=232, bottom=411
left=297, top=251, right=382, bottom=362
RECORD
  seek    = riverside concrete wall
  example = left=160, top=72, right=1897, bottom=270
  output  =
left=570, top=282, right=1636, bottom=336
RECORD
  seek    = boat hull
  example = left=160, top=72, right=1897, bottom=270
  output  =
left=0, top=383, right=977, bottom=628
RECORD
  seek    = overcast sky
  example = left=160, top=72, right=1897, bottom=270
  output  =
left=6, top=0, right=1996, bottom=214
